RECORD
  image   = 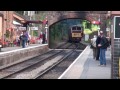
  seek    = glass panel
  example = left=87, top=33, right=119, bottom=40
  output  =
left=72, top=27, right=76, bottom=30
left=77, top=27, right=81, bottom=30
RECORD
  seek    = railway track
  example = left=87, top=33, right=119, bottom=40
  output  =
left=0, top=43, right=74, bottom=79
left=33, top=48, right=77, bottom=79
left=0, top=50, right=61, bottom=79
left=34, top=43, right=86, bottom=79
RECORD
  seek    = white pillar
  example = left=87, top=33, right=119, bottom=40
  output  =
left=45, top=24, right=48, bottom=43
left=98, top=14, right=101, bottom=36
left=85, top=34, right=89, bottom=41
left=45, top=16, right=48, bottom=43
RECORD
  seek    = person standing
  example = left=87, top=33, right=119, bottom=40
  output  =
left=21, top=32, right=27, bottom=48
left=98, top=31, right=108, bottom=66
left=28, top=34, right=31, bottom=45
left=19, top=32, right=23, bottom=47
left=91, top=35, right=97, bottom=59
left=39, top=32, right=43, bottom=44
left=25, top=31, right=29, bottom=46
left=96, top=31, right=102, bottom=60
left=42, top=32, right=45, bottom=44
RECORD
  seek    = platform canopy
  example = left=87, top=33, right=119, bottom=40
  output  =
left=13, top=20, right=22, bottom=25
left=25, top=20, right=42, bottom=24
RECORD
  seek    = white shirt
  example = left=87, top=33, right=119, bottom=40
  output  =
left=91, top=37, right=97, bottom=47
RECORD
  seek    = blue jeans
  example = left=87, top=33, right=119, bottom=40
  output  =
left=22, top=40, right=26, bottom=48
left=99, top=48, right=107, bottom=65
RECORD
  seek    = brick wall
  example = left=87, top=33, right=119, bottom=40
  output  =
left=112, top=39, right=120, bottom=78
left=111, top=14, right=120, bottom=79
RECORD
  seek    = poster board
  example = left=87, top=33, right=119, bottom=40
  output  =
left=114, top=16, right=120, bottom=39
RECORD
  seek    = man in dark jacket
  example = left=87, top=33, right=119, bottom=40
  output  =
left=42, top=33, right=46, bottom=44
left=98, top=31, right=108, bottom=66
left=21, top=32, right=27, bottom=48
left=96, top=31, right=102, bottom=60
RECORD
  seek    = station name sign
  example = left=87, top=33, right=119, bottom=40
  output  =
left=114, top=16, right=120, bottom=39
left=31, top=27, right=38, bottom=30
left=18, top=27, right=26, bottom=30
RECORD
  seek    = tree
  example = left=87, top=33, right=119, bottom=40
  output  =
left=6, top=30, right=10, bottom=38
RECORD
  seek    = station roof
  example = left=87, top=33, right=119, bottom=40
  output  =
left=13, top=12, right=28, bottom=23
left=25, top=20, right=42, bottom=24
left=13, top=12, right=43, bottom=24
left=13, top=20, right=22, bottom=25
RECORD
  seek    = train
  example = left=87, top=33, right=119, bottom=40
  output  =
left=68, top=25, right=84, bottom=43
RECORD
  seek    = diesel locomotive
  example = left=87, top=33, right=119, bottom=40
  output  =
left=68, top=25, right=84, bottom=43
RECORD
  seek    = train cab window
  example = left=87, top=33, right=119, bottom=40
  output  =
left=77, top=27, right=81, bottom=30
left=72, top=27, right=76, bottom=30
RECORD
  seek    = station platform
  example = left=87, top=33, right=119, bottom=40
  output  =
left=0, top=44, right=49, bottom=68
left=58, top=46, right=111, bottom=79
left=0, top=44, right=44, bottom=52
left=0, top=43, right=111, bottom=79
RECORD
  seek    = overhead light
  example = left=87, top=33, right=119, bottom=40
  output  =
left=13, top=20, right=21, bottom=25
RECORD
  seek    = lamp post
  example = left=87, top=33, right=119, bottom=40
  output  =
left=107, top=11, right=111, bottom=38
left=45, top=24, right=48, bottom=43
left=98, top=14, right=101, bottom=36
left=44, top=16, right=48, bottom=43
left=98, top=27, right=100, bottom=35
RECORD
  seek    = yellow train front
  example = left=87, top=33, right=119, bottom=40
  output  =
left=68, top=25, right=84, bottom=43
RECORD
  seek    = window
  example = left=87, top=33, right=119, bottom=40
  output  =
left=72, top=27, right=76, bottom=30
left=77, top=27, right=81, bottom=30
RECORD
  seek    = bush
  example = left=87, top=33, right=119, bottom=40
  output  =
left=30, top=39, right=36, bottom=44
left=0, top=39, right=7, bottom=47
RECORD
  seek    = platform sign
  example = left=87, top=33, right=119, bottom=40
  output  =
left=114, top=16, right=120, bottom=39
left=31, top=27, right=38, bottom=30
left=18, top=27, right=26, bottom=30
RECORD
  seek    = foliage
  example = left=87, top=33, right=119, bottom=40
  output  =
left=82, top=20, right=100, bottom=35
left=0, top=39, right=7, bottom=47
left=6, top=30, right=10, bottom=38
left=106, top=19, right=111, bottom=27
left=30, top=38, right=36, bottom=44
left=30, top=30, right=38, bottom=37
left=84, top=29, right=92, bottom=34
left=91, top=24, right=99, bottom=32
left=50, top=20, right=69, bottom=42
left=33, top=31, right=38, bottom=36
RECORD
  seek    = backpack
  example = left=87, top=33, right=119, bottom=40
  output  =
left=104, top=38, right=110, bottom=48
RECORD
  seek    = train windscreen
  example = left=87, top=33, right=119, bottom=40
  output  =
left=72, top=26, right=82, bottom=31
left=72, top=27, right=76, bottom=30
left=77, top=27, right=81, bottom=30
